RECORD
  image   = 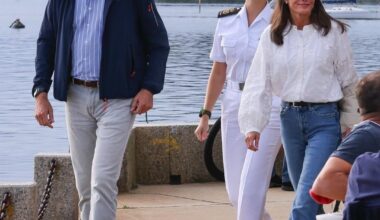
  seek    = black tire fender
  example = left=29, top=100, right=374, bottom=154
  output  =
left=204, top=117, right=224, bottom=181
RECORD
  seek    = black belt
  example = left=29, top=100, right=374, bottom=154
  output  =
left=238, top=83, right=245, bottom=91
left=284, top=101, right=336, bottom=107
left=71, top=78, right=98, bottom=88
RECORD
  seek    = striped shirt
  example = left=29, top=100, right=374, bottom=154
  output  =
left=71, top=0, right=105, bottom=81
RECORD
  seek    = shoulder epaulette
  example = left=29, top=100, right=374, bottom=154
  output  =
left=217, top=7, right=241, bottom=18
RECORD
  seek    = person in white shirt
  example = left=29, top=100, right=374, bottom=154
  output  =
left=238, top=0, right=360, bottom=219
left=194, top=1, right=282, bottom=219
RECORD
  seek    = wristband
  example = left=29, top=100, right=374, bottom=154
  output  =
left=199, top=108, right=211, bottom=119
left=33, top=87, right=47, bottom=98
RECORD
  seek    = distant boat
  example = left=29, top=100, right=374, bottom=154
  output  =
left=9, top=18, right=25, bottom=29
left=324, top=0, right=380, bottom=19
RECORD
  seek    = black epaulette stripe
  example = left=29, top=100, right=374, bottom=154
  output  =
left=217, top=7, right=242, bottom=18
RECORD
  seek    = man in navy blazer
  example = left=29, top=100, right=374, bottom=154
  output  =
left=32, top=0, right=169, bottom=219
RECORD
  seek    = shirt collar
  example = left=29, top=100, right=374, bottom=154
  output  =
left=237, top=5, right=247, bottom=19
left=260, top=3, right=273, bottom=23
left=238, top=3, right=272, bottom=26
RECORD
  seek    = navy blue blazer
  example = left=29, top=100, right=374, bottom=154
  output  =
left=33, top=0, right=170, bottom=101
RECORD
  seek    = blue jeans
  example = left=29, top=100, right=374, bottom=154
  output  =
left=280, top=102, right=341, bottom=220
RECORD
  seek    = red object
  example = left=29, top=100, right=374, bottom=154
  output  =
left=148, top=4, right=152, bottom=12
left=309, top=189, right=334, bottom=204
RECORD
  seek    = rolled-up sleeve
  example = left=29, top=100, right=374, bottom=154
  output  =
left=238, top=29, right=273, bottom=135
left=334, top=30, right=360, bottom=130
left=210, top=20, right=226, bottom=63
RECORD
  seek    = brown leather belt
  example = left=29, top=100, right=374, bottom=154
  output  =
left=72, top=78, right=98, bottom=88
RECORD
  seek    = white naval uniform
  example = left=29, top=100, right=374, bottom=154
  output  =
left=210, top=4, right=282, bottom=220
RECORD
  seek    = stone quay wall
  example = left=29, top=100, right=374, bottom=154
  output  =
left=0, top=123, right=284, bottom=220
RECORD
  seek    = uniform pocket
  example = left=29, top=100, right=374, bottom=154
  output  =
left=221, top=38, right=237, bottom=47
left=221, top=37, right=238, bottom=61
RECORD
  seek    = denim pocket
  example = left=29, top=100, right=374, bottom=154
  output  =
left=280, top=105, right=289, bottom=116
left=310, top=104, right=338, bottom=118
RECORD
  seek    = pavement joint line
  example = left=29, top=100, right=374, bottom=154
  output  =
left=117, top=203, right=231, bottom=210
left=127, top=192, right=229, bottom=205
left=266, top=200, right=293, bottom=203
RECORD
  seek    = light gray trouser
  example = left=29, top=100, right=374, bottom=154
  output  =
left=65, top=84, right=135, bottom=220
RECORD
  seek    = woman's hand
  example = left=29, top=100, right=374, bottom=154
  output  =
left=194, top=117, right=210, bottom=142
left=245, top=131, right=261, bottom=151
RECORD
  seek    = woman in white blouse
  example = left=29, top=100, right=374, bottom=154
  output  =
left=194, top=0, right=282, bottom=219
left=238, top=0, right=360, bottom=219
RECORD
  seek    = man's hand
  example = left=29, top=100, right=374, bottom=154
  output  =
left=34, top=93, right=54, bottom=128
left=131, top=89, right=153, bottom=114
left=194, top=116, right=209, bottom=142
left=245, top=131, right=260, bottom=151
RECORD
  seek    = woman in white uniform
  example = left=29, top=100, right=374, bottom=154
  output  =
left=195, top=1, right=282, bottom=219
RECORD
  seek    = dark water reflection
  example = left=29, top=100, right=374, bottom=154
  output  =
left=1, top=1, right=380, bottom=181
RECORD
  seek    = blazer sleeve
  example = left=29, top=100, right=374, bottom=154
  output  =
left=136, top=0, right=170, bottom=95
left=32, top=0, right=56, bottom=96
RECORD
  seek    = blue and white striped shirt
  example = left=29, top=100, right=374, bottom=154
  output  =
left=71, top=0, right=105, bottom=81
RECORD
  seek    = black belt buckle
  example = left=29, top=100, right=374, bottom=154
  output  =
left=292, top=102, right=301, bottom=107
left=239, top=83, right=245, bottom=91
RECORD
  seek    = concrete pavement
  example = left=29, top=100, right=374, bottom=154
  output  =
left=116, top=182, right=295, bottom=220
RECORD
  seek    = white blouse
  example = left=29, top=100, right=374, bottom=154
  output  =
left=238, top=22, right=360, bottom=135
left=210, top=4, right=272, bottom=83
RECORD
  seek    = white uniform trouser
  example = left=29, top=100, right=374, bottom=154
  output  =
left=316, top=213, right=343, bottom=220
left=65, top=84, right=135, bottom=220
left=221, top=86, right=281, bottom=220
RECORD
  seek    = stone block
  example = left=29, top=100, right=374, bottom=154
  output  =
left=0, top=183, right=37, bottom=220
left=133, top=123, right=223, bottom=185
left=34, top=153, right=78, bottom=220
left=168, top=125, right=216, bottom=183
left=135, top=125, right=171, bottom=184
